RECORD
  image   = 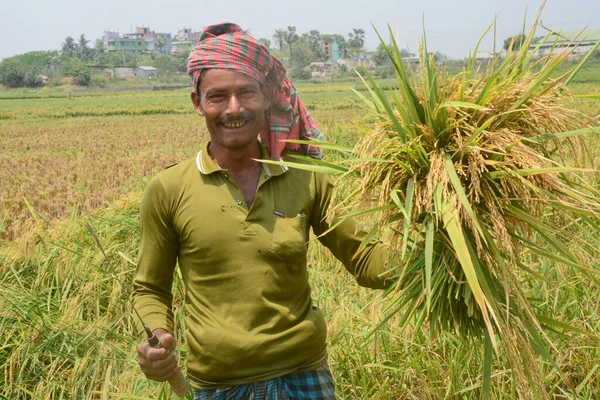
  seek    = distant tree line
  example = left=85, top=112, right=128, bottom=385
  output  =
left=268, top=27, right=367, bottom=69
left=0, top=33, right=190, bottom=88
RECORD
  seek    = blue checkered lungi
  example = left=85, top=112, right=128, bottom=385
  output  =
left=192, top=364, right=335, bottom=399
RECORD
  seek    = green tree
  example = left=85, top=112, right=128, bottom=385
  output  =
left=18, top=51, right=59, bottom=72
left=302, top=30, right=325, bottom=61
left=62, top=36, right=77, bottom=58
left=155, top=36, right=167, bottom=55
left=503, top=34, right=527, bottom=51
left=291, top=43, right=314, bottom=69
left=76, top=34, right=93, bottom=62
left=348, top=29, right=365, bottom=58
left=0, top=51, right=58, bottom=88
left=96, top=52, right=124, bottom=68
left=59, top=55, right=87, bottom=76
left=73, top=68, right=91, bottom=86
left=284, top=26, right=299, bottom=62
left=258, top=38, right=271, bottom=49
left=0, top=58, right=26, bottom=88
left=149, top=54, right=175, bottom=76
left=174, top=51, right=190, bottom=72
left=273, top=29, right=286, bottom=52
left=269, top=49, right=284, bottom=60
left=373, top=43, right=392, bottom=66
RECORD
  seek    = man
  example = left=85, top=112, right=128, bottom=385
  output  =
left=133, top=23, right=394, bottom=399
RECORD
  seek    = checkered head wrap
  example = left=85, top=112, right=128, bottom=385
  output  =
left=187, top=22, right=323, bottom=160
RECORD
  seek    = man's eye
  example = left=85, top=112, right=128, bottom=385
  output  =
left=208, top=95, right=225, bottom=102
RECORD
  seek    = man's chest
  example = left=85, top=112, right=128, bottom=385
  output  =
left=171, top=173, right=314, bottom=263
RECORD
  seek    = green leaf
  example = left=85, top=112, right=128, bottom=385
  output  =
left=401, top=179, right=414, bottom=259
left=351, top=88, right=380, bottom=113
left=574, top=93, right=600, bottom=99
left=442, top=197, right=496, bottom=347
left=425, top=219, right=434, bottom=315
left=481, top=331, right=493, bottom=400
left=487, top=166, right=595, bottom=179
left=438, top=101, right=491, bottom=111
left=257, top=159, right=346, bottom=175
left=562, top=38, right=600, bottom=86
left=444, top=154, right=484, bottom=236
left=283, top=139, right=354, bottom=153
left=522, top=126, right=600, bottom=143
left=537, top=315, right=600, bottom=339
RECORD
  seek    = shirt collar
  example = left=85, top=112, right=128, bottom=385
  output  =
left=196, top=141, right=287, bottom=177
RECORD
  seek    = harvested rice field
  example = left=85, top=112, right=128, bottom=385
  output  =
left=1, top=53, right=599, bottom=398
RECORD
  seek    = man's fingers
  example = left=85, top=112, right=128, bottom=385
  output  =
left=137, top=342, right=170, bottom=361
left=159, top=333, right=177, bottom=351
left=138, top=353, right=179, bottom=382
left=136, top=329, right=180, bottom=382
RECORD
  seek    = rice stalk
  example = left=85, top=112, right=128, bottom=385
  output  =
left=314, top=6, right=600, bottom=399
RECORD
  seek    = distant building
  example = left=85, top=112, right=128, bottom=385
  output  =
left=124, top=27, right=151, bottom=40
left=135, top=66, right=158, bottom=78
left=143, top=32, right=172, bottom=55
left=107, top=37, right=145, bottom=54
left=530, top=30, right=600, bottom=57
left=171, top=28, right=201, bottom=56
left=113, top=66, right=158, bottom=78
left=114, top=67, right=135, bottom=77
left=103, top=31, right=119, bottom=52
left=322, top=41, right=341, bottom=61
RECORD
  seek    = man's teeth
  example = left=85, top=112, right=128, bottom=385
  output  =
left=223, top=121, right=246, bottom=128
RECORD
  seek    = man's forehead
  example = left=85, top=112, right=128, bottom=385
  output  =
left=200, top=69, right=262, bottom=91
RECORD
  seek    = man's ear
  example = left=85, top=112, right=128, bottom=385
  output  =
left=190, top=91, right=205, bottom=116
left=261, top=83, right=272, bottom=111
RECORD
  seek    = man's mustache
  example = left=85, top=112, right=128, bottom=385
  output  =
left=217, top=114, right=255, bottom=124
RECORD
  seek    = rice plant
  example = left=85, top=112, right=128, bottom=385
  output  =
left=266, top=6, right=600, bottom=399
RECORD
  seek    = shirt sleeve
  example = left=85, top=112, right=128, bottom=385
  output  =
left=309, top=172, right=395, bottom=289
left=132, top=176, right=179, bottom=335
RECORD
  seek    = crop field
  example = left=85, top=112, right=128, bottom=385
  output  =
left=0, top=85, right=366, bottom=240
left=0, top=70, right=599, bottom=399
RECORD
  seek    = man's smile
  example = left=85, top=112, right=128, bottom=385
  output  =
left=222, top=120, right=249, bottom=129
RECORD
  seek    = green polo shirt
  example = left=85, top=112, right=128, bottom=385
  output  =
left=132, top=141, right=393, bottom=389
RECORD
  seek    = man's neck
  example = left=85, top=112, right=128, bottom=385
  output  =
left=207, top=141, right=262, bottom=173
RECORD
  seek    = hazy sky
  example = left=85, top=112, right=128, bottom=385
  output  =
left=2, top=0, right=599, bottom=61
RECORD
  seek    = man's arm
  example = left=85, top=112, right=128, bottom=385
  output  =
left=132, top=176, right=179, bottom=335
left=132, top=177, right=182, bottom=382
left=310, top=173, right=395, bottom=289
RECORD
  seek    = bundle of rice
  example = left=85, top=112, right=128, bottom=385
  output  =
left=270, top=6, right=600, bottom=399
left=329, top=11, right=600, bottom=400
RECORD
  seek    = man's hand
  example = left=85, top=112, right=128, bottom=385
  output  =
left=136, top=328, right=179, bottom=382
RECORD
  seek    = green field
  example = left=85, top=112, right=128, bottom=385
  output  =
left=1, top=69, right=599, bottom=399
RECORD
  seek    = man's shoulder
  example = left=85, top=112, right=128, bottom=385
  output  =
left=156, top=156, right=197, bottom=179
left=148, top=156, right=198, bottom=195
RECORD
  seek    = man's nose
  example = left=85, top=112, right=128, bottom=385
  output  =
left=225, top=95, right=243, bottom=115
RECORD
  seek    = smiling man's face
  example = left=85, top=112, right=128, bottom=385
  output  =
left=192, top=69, right=270, bottom=153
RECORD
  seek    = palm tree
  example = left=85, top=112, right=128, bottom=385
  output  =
left=155, top=35, right=167, bottom=55
left=76, top=34, right=92, bottom=62
left=284, top=26, right=299, bottom=63
left=62, top=37, right=77, bottom=58
left=273, top=29, right=286, bottom=53
left=347, top=28, right=365, bottom=58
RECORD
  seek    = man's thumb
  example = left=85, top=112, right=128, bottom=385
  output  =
left=158, top=332, right=177, bottom=351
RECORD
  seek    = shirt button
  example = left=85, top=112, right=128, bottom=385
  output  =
left=236, top=200, right=243, bottom=205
